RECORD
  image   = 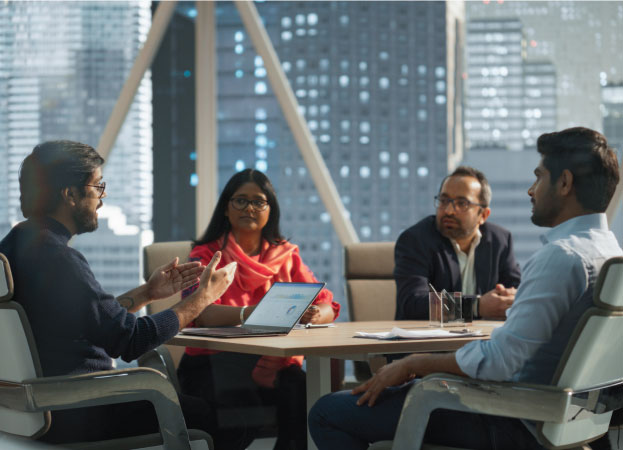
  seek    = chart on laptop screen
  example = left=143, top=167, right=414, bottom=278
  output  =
left=244, top=282, right=323, bottom=328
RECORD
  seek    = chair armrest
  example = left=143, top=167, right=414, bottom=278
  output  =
left=1, top=367, right=191, bottom=450
left=138, top=345, right=181, bottom=394
left=392, top=373, right=573, bottom=450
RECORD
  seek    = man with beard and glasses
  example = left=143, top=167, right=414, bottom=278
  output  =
left=309, top=127, right=621, bottom=450
left=0, top=141, right=240, bottom=446
left=394, top=166, right=521, bottom=321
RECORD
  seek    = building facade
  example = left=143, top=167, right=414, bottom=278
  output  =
left=0, top=1, right=152, bottom=295
left=153, top=2, right=465, bottom=309
left=464, top=17, right=556, bottom=152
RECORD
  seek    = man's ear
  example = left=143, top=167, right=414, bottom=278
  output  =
left=479, top=206, right=491, bottom=224
left=61, top=186, right=78, bottom=207
left=559, top=169, right=574, bottom=196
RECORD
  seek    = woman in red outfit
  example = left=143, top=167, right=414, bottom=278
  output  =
left=177, top=169, right=339, bottom=450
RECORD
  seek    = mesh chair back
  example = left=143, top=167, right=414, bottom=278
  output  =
left=0, top=253, right=49, bottom=438
left=539, top=257, right=623, bottom=447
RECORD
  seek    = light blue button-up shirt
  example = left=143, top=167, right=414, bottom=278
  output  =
left=456, top=213, right=622, bottom=382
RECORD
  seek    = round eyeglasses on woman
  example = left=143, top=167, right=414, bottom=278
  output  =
left=434, top=195, right=485, bottom=212
left=229, top=197, right=269, bottom=211
left=85, top=182, right=106, bottom=199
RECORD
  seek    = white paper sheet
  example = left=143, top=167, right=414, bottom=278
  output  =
left=354, top=326, right=483, bottom=340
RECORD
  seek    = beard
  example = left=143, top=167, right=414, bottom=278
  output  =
left=530, top=187, right=561, bottom=227
left=436, top=215, right=476, bottom=241
left=73, top=201, right=98, bottom=234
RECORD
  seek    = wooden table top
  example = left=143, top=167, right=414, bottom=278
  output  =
left=168, top=320, right=500, bottom=358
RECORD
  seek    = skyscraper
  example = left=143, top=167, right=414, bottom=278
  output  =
left=466, top=1, right=623, bottom=131
left=0, top=1, right=152, bottom=295
left=602, top=82, right=623, bottom=243
left=464, top=18, right=525, bottom=151
left=153, top=2, right=465, bottom=309
left=464, top=17, right=557, bottom=151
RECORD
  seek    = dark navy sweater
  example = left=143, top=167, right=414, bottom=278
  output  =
left=0, top=217, right=179, bottom=377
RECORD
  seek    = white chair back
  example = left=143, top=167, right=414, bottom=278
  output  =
left=539, top=257, right=623, bottom=447
left=0, top=253, right=49, bottom=438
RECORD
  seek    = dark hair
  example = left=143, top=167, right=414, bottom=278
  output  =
left=537, top=127, right=620, bottom=212
left=193, top=169, right=286, bottom=249
left=439, top=166, right=492, bottom=206
left=19, top=140, right=104, bottom=218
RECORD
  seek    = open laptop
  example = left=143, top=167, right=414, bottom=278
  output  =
left=181, top=281, right=325, bottom=338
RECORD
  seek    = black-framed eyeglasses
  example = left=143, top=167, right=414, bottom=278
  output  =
left=85, top=181, right=106, bottom=199
left=434, top=195, right=485, bottom=212
left=229, top=197, right=269, bottom=211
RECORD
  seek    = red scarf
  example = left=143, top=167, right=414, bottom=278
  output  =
left=191, top=234, right=309, bottom=387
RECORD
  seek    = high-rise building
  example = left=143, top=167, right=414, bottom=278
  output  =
left=464, top=18, right=525, bottom=151
left=464, top=18, right=557, bottom=151
left=152, top=2, right=465, bottom=310
left=601, top=82, right=623, bottom=243
left=602, top=83, right=623, bottom=154
left=522, top=60, right=556, bottom=148
left=0, top=1, right=152, bottom=295
left=466, top=1, right=623, bottom=131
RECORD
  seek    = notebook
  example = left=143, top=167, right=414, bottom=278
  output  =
left=181, top=281, right=325, bottom=338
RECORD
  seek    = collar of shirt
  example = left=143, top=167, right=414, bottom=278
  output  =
left=540, top=213, right=609, bottom=246
left=450, top=228, right=482, bottom=256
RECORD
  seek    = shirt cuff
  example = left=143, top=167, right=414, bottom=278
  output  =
left=150, top=308, right=180, bottom=342
left=455, top=340, right=485, bottom=379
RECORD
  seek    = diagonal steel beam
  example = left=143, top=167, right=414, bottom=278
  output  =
left=234, top=0, right=359, bottom=246
left=195, top=1, right=218, bottom=236
left=97, top=1, right=177, bottom=160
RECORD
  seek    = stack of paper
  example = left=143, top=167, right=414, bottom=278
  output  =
left=354, top=327, right=483, bottom=340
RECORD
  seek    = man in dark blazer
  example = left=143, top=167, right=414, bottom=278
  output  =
left=394, top=166, right=521, bottom=320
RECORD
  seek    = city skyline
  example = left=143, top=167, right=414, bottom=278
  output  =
left=154, top=1, right=464, bottom=304
left=0, top=1, right=152, bottom=295
left=0, top=1, right=621, bottom=300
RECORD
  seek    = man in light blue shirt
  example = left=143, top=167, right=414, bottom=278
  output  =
left=309, top=127, right=622, bottom=450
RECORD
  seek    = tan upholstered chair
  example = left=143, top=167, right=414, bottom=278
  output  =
left=140, top=241, right=280, bottom=434
left=344, top=242, right=396, bottom=380
left=142, top=240, right=193, bottom=369
left=370, top=257, right=623, bottom=450
left=0, top=252, right=213, bottom=449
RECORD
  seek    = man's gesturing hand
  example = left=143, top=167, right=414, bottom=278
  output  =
left=147, top=257, right=205, bottom=300
left=172, top=252, right=236, bottom=329
left=196, top=252, right=236, bottom=304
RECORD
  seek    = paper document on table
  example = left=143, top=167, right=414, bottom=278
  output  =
left=354, top=327, right=484, bottom=340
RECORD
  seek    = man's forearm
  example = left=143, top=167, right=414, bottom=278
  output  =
left=116, top=284, right=152, bottom=313
left=403, top=352, right=466, bottom=378
left=171, top=289, right=208, bottom=330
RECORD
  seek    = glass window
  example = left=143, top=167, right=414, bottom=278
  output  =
left=255, top=82, right=267, bottom=95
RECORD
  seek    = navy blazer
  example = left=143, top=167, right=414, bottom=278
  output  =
left=394, top=215, right=521, bottom=320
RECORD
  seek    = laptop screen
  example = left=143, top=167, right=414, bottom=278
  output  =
left=244, top=282, right=325, bottom=328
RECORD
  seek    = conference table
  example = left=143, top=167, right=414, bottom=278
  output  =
left=168, top=320, right=499, bottom=449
